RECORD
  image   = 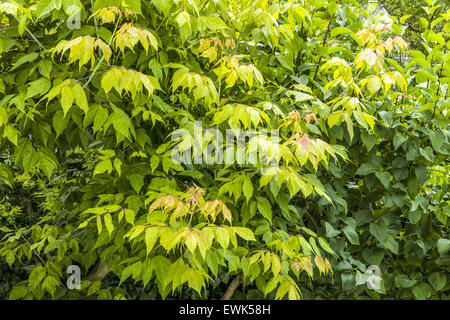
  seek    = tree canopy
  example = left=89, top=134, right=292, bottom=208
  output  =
left=0, top=0, right=449, bottom=300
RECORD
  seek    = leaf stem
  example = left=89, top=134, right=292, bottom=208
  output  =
left=12, top=16, right=45, bottom=50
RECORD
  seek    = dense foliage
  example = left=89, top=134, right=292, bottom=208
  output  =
left=358, top=0, right=450, bottom=51
left=0, top=0, right=449, bottom=300
left=371, top=0, right=449, bottom=19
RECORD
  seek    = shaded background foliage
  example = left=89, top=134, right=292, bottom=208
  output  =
left=0, top=0, right=449, bottom=300
left=357, top=0, right=450, bottom=50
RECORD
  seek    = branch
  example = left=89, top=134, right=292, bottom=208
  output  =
left=11, top=16, right=45, bottom=50
left=87, top=260, right=110, bottom=282
left=428, top=169, right=450, bottom=177
left=221, top=273, right=243, bottom=300
left=57, top=260, right=110, bottom=300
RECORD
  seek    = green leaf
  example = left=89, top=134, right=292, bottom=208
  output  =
left=318, top=237, right=336, bottom=255
left=327, top=111, right=344, bottom=128
left=256, top=197, right=272, bottom=223
left=36, top=0, right=63, bottom=18
left=412, top=283, right=433, bottom=300
left=42, top=276, right=59, bottom=296
left=110, top=111, right=134, bottom=140
left=375, top=171, right=390, bottom=189
left=119, top=263, right=138, bottom=285
left=10, top=52, right=39, bottom=71
left=145, top=228, right=159, bottom=256
left=123, top=209, right=135, bottom=225
left=325, top=222, right=340, bottom=237
left=428, top=130, right=446, bottom=153
left=369, top=221, right=398, bottom=254
left=15, top=138, right=35, bottom=173
left=342, top=226, right=359, bottom=245
left=366, top=76, right=381, bottom=94
left=393, top=132, right=407, bottom=150
left=96, top=216, right=103, bottom=233
left=128, top=174, right=144, bottom=194
left=9, top=285, right=28, bottom=300
left=60, top=86, right=74, bottom=117
left=271, top=254, right=281, bottom=276
left=93, top=0, right=121, bottom=11
left=264, top=276, right=279, bottom=296
left=437, top=239, right=450, bottom=255
left=197, top=16, right=228, bottom=33
left=394, top=274, right=417, bottom=288
left=104, top=213, right=114, bottom=236
left=175, top=12, right=192, bottom=44
left=242, top=176, right=253, bottom=203
left=277, top=54, right=294, bottom=71
left=356, top=162, right=378, bottom=175
left=39, top=59, right=53, bottom=79
left=38, top=148, right=59, bottom=178
left=26, top=78, right=51, bottom=99
left=29, top=265, right=46, bottom=286
left=0, top=106, right=7, bottom=125
left=93, top=106, right=108, bottom=133
left=360, top=131, right=376, bottom=151
left=0, top=163, right=14, bottom=187
left=215, top=227, right=230, bottom=249
left=113, top=157, right=122, bottom=176
left=150, top=155, right=160, bottom=172
left=87, top=281, right=102, bottom=296
left=4, top=125, right=19, bottom=146
left=428, top=272, right=446, bottom=291
left=52, top=110, right=70, bottom=138
left=378, top=111, right=393, bottom=127
left=93, top=159, right=112, bottom=176
left=233, top=227, right=256, bottom=241
left=71, top=83, right=89, bottom=114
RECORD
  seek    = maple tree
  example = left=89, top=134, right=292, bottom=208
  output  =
left=0, top=0, right=449, bottom=300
